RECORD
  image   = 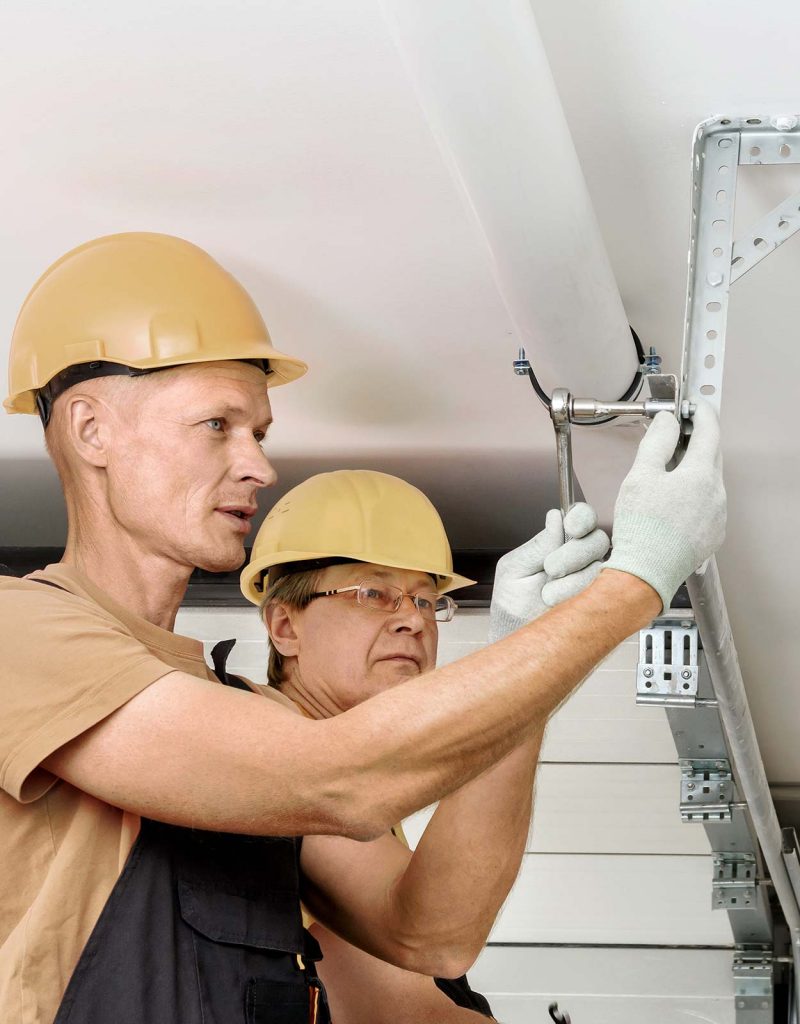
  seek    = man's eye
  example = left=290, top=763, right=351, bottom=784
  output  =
left=206, top=419, right=224, bottom=432
left=254, top=431, right=267, bottom=444
left=415, top=596, right=434, bottom=612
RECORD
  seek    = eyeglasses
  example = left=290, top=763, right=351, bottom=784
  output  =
left=308, top=577, right=457, bottom=622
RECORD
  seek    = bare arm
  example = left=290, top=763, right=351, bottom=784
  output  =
left=45, top=570, right=659, bottom=839
left=300, top=732, right=541, bottom=975
left=309, top=922, right=491, bottom=1024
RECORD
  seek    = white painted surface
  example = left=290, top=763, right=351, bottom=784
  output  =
left=405, top=764, right=711, bottom=856
left=490, top=854, right=732, bottom=946
left=469, top=947, right=735, bottom=1024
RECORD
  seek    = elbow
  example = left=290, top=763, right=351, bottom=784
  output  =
left=394, top=941, right=479, bottom=980
left=321, top=787, right=398, bottom=843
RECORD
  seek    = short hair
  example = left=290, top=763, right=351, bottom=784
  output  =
left=260, top=568, right=321, bottom=689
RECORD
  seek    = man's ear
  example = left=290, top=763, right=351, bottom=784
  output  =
left=264, top=603, right=301, bottom=657
left=65, top=395, right=110, bottom=468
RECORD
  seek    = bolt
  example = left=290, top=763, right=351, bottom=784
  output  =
left=513, top=348, right=531, bottom=376
left=643, top=668, right=654, bottom=678
left=643, top=346, right=662, bottom=374
left=707, top=271, right=723, bottom=286
left=772, top=115, right=798, bottom=132
left=681, top=669, right=692, bottom=680
left=687, top=782, right=695, bottom=791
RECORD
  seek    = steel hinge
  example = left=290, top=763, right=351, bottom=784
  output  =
left=712, top=853, right=759, bottom=910
left=732, top=947, right=773, bottom=1017
left=680, top=758, right=733, bottom=822
left=636, top=619, right=699, bottom=706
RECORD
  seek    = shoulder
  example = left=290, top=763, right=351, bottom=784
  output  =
left=250, top=682, right=304, bottom=715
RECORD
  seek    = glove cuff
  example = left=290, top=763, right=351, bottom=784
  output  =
left=605, top=512, right=698, bottom=612
left=488, top=608, right=528, bottom=644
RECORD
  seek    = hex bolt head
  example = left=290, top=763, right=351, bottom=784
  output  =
left=772, top=115, right=798, bottom=132
left=707, top=271, right=724, bottom=286
left=643, top=668, right=654, bottom=678
left=681, top=669, right=693, bottom=680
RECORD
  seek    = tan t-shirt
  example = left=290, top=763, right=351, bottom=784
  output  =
left=0, top=564, right=293, bottom=1024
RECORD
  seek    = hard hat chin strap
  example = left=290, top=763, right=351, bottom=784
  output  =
left=36, top=358, right=271, bottom=428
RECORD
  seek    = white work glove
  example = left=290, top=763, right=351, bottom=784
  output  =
left=605, top=398, right=726, bottom=612
left=489, top=503, right=610, bottom=642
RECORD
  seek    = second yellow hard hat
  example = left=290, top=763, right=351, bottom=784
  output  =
left=241, top=470, right=475, bottom=604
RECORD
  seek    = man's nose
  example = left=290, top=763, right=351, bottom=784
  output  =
left=389, top=595, right=427, bottom=634
left=236, top=438, right=278, bottom=489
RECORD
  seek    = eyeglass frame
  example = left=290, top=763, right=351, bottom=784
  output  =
left=307, top=576, right=457, bottom=623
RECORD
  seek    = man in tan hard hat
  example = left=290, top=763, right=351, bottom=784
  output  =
left=0, top=233, right=725, bottom=1024
left=242, top=468, right=612, bottom=1023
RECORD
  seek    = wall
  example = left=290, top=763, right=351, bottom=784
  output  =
left=175, top=604, right=736, bottom=1021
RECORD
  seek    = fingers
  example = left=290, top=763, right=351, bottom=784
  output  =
left=563, top=502, right=598, bottom=539
left=632, top=411, right=680, bottom=471
left=496, top=509, right=565, bottom=578
left=544, top=507, right=565, bottom=548
left=543, top=528, right=610, bottom=579
left=542, top=561, right=604, bottom=607
left=679, top=398, right=721, bottom=473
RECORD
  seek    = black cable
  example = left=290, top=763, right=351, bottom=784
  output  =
left=525, top=325, right=647, bottom=425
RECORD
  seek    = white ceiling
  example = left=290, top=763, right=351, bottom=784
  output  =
left=3, top=1, right=800, bottom=774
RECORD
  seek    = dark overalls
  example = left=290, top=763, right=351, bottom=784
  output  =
left=50, top=631, right=330, bottom=1024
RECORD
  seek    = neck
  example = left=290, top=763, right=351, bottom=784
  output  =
left=61, top=516, right=192, bottom=631
left=279, top=673, right=340, bottom=721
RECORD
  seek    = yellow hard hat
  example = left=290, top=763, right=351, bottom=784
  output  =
left=241, top=470, right=475, bottom=604
left=4, top=232, right=307, bottom=421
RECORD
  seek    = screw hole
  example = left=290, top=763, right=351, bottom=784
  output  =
left=706, top=329, right=718, bottom=340
left=718, top=138, right=733, bottom=149
left=712, top=219, right=727, bottom=232
left=754, top=237, right=768, bottom=250
left=781, top=143, right=791, bottom=157
left=716, top=190, right=727, bottom=202
left=713, top=247, right=723, bottom=257
left=706, top=301, right=721, bottom=312
left=746, top=118, right=762, bottom=125
left=701, top=384, right=716, bottom=396
left=731, top=256, right=744, bottom=269
left=779, top=218, right=790, bottom=229
left=750, top=145, right=761, bottom=156
left=705, top=355, right=715, bottom=368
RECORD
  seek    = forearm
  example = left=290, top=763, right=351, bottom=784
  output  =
left=45, top=572, right=656, bottom=840
left=325, top=569, right=659, bottom=835
left=390, top=729, right=542, bottom=972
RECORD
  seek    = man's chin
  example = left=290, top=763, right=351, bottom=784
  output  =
left=193, top=543, right=247, bottom=575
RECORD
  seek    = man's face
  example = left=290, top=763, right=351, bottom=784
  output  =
left=102, top=360, right=276, bottom=573
left=286, top=562, right=441, bottom=712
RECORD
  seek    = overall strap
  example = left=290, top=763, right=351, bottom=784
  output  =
left=210, top=638, right=252, bottom=692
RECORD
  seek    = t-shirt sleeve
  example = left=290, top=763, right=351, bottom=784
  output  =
left=0, top=584, right=182, bottom=803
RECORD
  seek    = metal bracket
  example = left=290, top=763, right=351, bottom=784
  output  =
left=732, top=947, right=774, bottom=1020
left=636, top=619, right=699, bottom=705
left=680, top=758, right=733, bottom=822
left=713, top=853, right=759, bottom=911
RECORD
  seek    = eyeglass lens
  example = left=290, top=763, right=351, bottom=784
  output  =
left=357, top=580, right=453, bottom=621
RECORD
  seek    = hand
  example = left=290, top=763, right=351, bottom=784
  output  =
left=605, top=398, right=726, bottom=612
left=489, top=504, right=610, bottom=642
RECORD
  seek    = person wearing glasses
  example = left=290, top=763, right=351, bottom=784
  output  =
left=0, top=233, right=725, bottom=1024
left=236, top=469, right=611, bottom=1023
